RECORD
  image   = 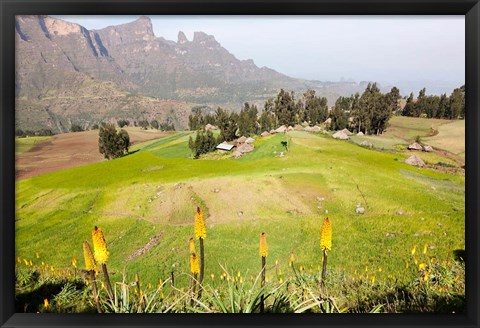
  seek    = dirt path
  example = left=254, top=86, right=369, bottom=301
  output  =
left=16, top=128, right=172, bottom=180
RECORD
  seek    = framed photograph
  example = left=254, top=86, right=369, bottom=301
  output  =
left=1, top=0, right=479, bottom=327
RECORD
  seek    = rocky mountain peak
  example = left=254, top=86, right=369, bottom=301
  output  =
left=135, top=16, right=154, bottom=34
left=177, top=31, right=188, bottom=44
left=193, top=31, right=218, bottom=45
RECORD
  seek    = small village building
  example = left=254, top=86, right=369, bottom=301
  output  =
left=216, top=143, right=235, bottom=151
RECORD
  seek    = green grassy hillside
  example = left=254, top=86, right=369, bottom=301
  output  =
left=15, top=129, right=464, bottom=291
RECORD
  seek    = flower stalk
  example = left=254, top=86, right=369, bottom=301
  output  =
left=194, top=207, right=206, bottom=296
left=83, top=241, right=102, bottom=313
left=259, top=232, right=268, bottom=313
left=92, top=226, right=114, bottom=301
left=320, top=217, right=332, bottom=294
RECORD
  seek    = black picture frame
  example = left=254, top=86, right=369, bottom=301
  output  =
left=1, top=0, right=479, bottom=327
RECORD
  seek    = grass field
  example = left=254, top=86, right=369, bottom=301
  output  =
left=15, top=136, right=51, bottom=155
left=15, top=124, right=465, bottom=297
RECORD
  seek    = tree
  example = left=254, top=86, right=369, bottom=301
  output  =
left=117, top=119, right=129, bottom=128
left=150, top=120, right=159, bottom=130
left=238, top=102, right=259, bottom=136
left=98, top=123, right=130, bottom=160
left=217, top=111, right=238, bottom=142
left=303, top=89, right=328, bottom=125
left=70, top=124, right=84, bottom=132
left=402, top=93, right=415, bottom=117
left=273, top=89, right=297, bottom=126
left=330, top=97, right=349, bottom=130
left=117, top=129, right=130, bottom=153
left=436, top=94, right=449, bottom=119
left=188, top=129, right=218, bottom=158
left=449, top=85, right=465, bottom=119
left=138, top=120, right=149, bottom=130
left=388, top=87, right=401, bottom=114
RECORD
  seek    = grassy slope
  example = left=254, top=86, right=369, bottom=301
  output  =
left=16, top=129, right=464, bottom=287
left=423, top=120, right=465, bottom=159
left=16, top=136, right=51, bottom=155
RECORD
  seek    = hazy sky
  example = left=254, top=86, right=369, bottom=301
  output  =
left=54, top=15, right=465, bottom=87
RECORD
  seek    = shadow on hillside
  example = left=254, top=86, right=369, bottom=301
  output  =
left=125, top=149, right=140, bottom=157
left=453, top=249, right=466, bottom=263
left=16, top=280, right=91, bottom=313
left=353, top=286, right=465, bottom=313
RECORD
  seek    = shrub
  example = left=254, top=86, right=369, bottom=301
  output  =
left=98, top=124, right=130, bottom=160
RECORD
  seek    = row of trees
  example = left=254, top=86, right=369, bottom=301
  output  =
left=118, top=119, right=176, bottom=131
left=188, top=84, right=399, bottom=139
left=329, top=84, right=401, bottom=134
left=401, top=85, right=465, bottom=119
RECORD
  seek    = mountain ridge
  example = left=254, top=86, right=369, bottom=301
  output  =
left=15, top=15, right=370, bottom=133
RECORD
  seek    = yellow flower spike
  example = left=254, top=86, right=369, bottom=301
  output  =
left=101, top=281, right=105, bottom=289
left=371, top=276, right=375, bottom=284
left=194, top=207, right=206, bottom=240
left=265, top=276, right=269, bottom=283
left=23, top=259, right=28, bottom=266
left=36, top=252, right=40, bottom=259
left=279, top=278, right=283, bottom=283
left=289, top=253, right=295, bottom=267
left=189, top=237, right=196, bottom=254
left=424, top=271, right=429, bottom=282
left=275, top=259, right=279, bottom=266
left=430, top=257, right=435, bottom=263
left=240, top=277, right=243, bottom=283
left=418, top=263, right=427, bottom=271
left=190, top=253, right=200, bottom=274
left=319, top=217, right=332, bottom=252
left=259, top=232, right=268, bottom=257
left=237, top=271, right=241, bottom=278
left=365, top=266, right=368, bottom=272
left=51, top=265, right=54, bottom=272
left=211, top=273, right=215, bottom=281
left=423, top=243, right=428, bottom=254
left=72, top=256, right=77, bottom=268
left=317, top=265, right=321, bottom=271
left=161, top=292, right=165, bottom=299
left=29, top=260, right=33, bottom=267
left=309, top=268, right=313, bottom=273
left=279, top=269, right=282, bottom=275
left=83, top=241, right=97, bottom=271
left=414, top=257, right=418, bottom=265
left=411, top=245, right=416, bottom=255
left=92, top=226, right=109, bottom=265
left=17, top=257, right=21, bottom=264
left=378, top=268, right=382, bottom=272
left=43, top=298, right=49, bottom=310
left=86, top=280, right=89, bottom=286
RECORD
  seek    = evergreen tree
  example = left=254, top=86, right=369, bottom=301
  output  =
left=98, top=123, right=130, bottom=160
left=273, top=89, right=297, bottom=126
left=238, top=103, right=259, bottom=136
left=303, top=89, right=328, bottom=125
left=330, top=97, right=349, bottom=130
left=402, top=93, right=415, bottom=117
left=449, top=85, right=465, bottom=119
